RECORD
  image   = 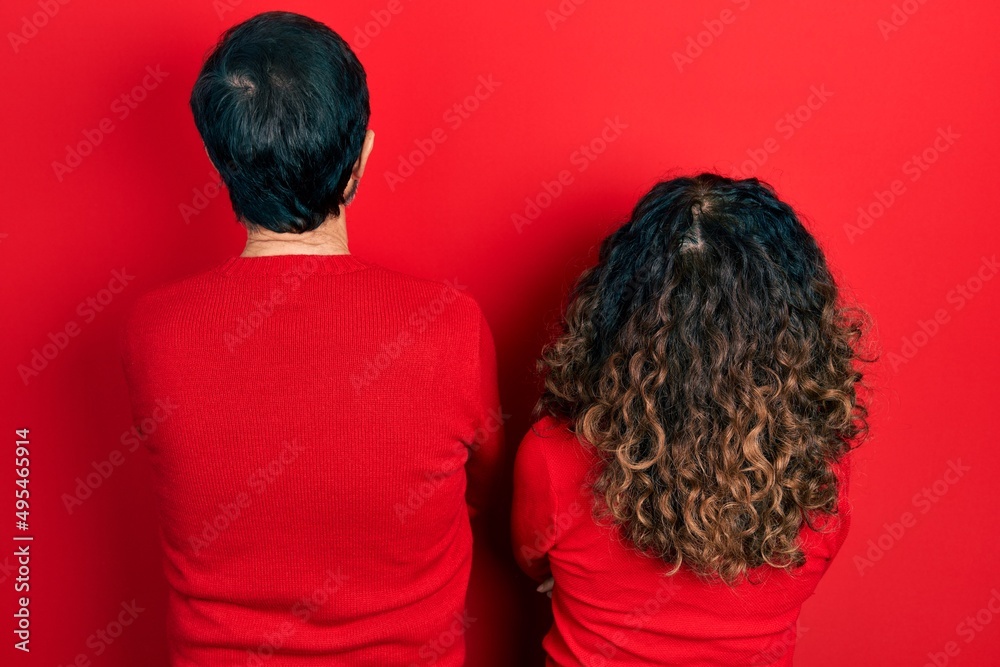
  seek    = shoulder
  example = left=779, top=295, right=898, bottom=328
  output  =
left=359, top=261, right=478, bottom=308
left=518, top=416, right=572, bottom=454
left=832, top=448, right=855, bottom=518
left=360, top=261, right=488, bottom=329
left=516, top=417, right=598, bottom=490
left=801, top=448, right=856, bottom=558
left=123, top=265, right=224, bottom=341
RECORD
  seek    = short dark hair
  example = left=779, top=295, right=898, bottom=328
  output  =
left=190, top=11, right=370, bottom=233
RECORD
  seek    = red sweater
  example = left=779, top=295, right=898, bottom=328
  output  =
left=120, top=254, right=503, bottom=666
left=512, top=417, right=852, bottom=667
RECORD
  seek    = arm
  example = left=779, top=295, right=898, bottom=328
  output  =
left=511, top=428, right=558, bottom=581
left=464, top=309, right=504, bottom=519
left=827, top=449, right=854, bottom=558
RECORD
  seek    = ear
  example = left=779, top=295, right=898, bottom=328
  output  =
left=351, top=129, right=375, bottom=181
left=204, top=145, right=220, bottom=173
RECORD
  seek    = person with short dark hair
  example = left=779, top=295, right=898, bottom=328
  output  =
left=513, top=174, right=870, bottom=666
left=121, top=12, right=502, bottom=666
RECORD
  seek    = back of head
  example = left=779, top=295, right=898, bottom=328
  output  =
left=190, top=11, right=369, bottom=233
left=539, top=173, right=870, bottom=583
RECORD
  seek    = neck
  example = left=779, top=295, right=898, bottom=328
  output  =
left=241, top=213, right=349, bottom=257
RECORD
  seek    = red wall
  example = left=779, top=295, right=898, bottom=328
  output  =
left=3, top=1, right=999, bottom=665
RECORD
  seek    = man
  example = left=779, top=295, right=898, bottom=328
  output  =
left=121, top=11, right=502, bottom=665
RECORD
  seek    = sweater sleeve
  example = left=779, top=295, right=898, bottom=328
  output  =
left=511, top=426, right=559, bottom=581
left=464, top=309, right=504, bottom=519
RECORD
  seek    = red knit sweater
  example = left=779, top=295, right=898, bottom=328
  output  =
left=120, top=254, right=503, bottom=666
left=512, top=417, right=852, bottom=667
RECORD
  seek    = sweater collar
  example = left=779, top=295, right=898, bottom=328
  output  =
left=215, top=253, right=369, bottom=277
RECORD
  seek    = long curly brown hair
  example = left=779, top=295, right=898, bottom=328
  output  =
left=537, top=174, right=871, bottom=583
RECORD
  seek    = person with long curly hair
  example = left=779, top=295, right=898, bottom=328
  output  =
left=512, top=173, right=871, bottom=666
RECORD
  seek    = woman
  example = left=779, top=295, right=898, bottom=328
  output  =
left=512, top=173, right=870, bottom=666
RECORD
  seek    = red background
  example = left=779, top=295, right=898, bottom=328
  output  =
left=2, top=1, right=999, bottom=665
